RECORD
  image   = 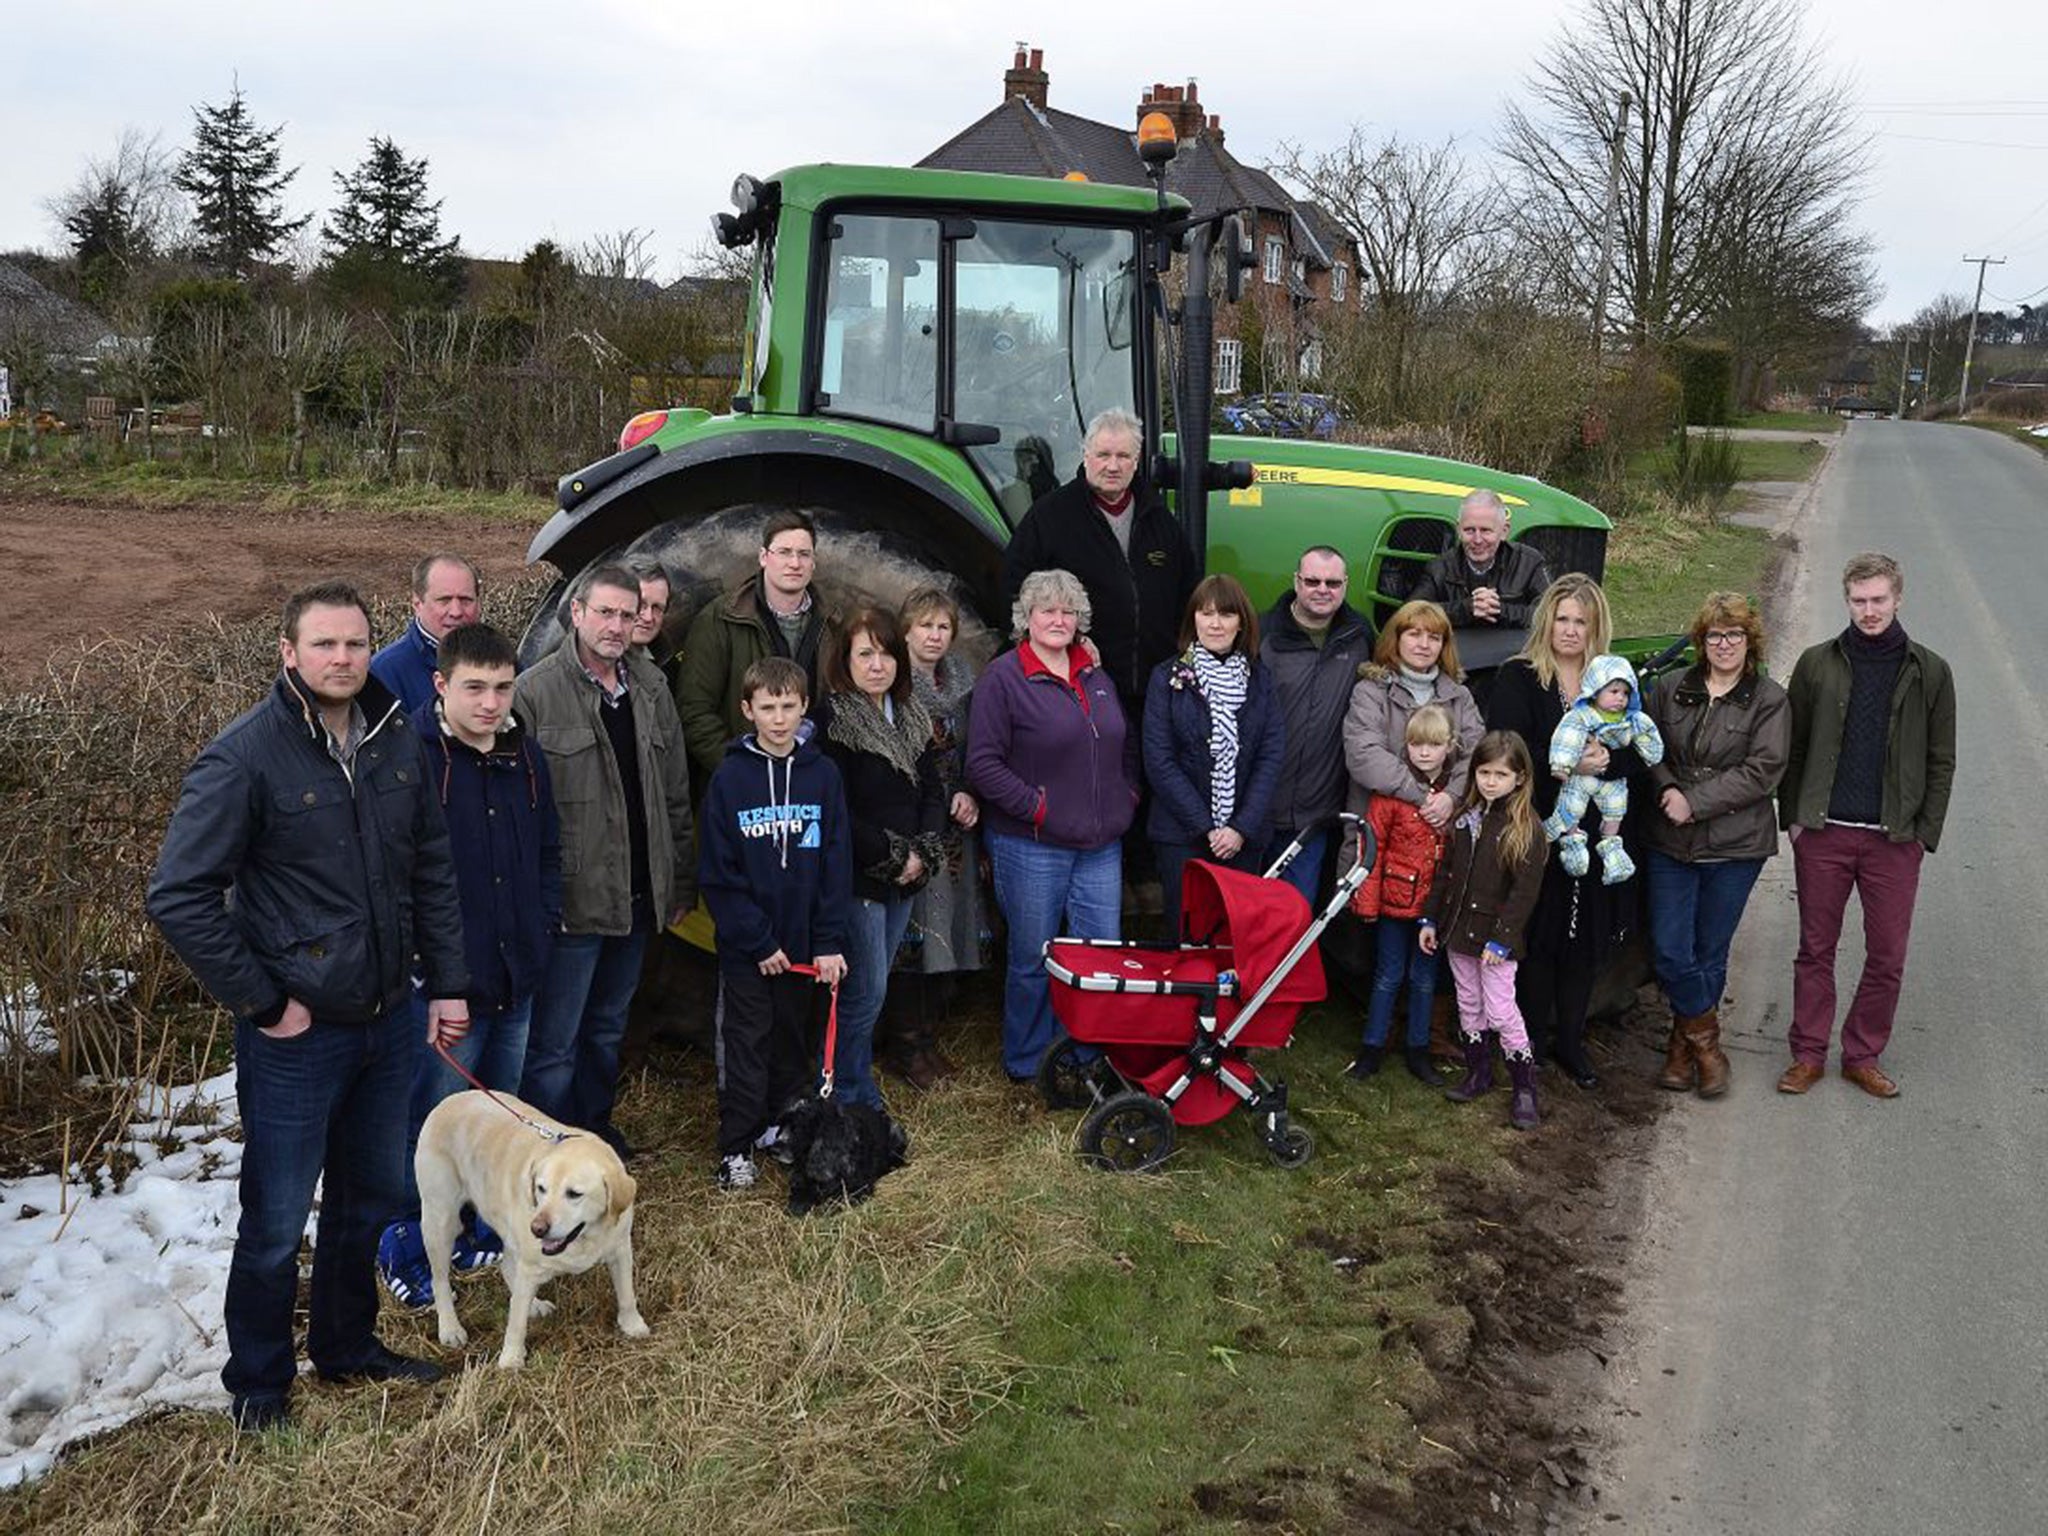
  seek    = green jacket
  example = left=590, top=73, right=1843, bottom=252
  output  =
left=1778, top=632, right=1955, bottom=852
left=672, top=573, right=828, bottom=790
left=515, top=634, right=696, bottom=934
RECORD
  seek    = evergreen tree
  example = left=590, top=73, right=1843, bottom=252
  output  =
left=321, top=136, right=463, bottom=309
left=174, top=84, right=310, bottom=277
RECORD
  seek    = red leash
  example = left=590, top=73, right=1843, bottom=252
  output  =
left=786, top=964, right=843, bottom=1100
left=432, top=1034, right=575, bottom=1143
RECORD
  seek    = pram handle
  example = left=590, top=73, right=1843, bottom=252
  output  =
left=1261, top=811, right=1370, bottom=884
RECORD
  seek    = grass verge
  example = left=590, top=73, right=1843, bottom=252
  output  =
left=1729, top=410, right=1841, bottom=433
left=1728, top=437, right=1827, bottom=482
left=1955, top=416, right=2048, bottom=461
left=1604, top=493, right=1775, bottom=633
left=0, top=1014, right=1518, bottom=1536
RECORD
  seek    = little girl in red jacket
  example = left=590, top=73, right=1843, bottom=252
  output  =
left=1347, top=704, right=1455, bottom=1083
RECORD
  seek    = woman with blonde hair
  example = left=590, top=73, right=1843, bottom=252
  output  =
left=1485, top=573, right=1652, bottom=1089
left=1641, top=591, right=1789, bottom=1097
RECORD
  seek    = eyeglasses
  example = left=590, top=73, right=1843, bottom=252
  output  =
left=1296, top=576, right=1346, bottom=589
left=765, top=545, right=815, bottom=562
left=583, top=603, right=637, bottom=624
left=1702, top=630, right=1746, bottom=647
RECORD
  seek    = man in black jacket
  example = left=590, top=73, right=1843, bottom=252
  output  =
left=1411, top=490, right=1551, bottom=632
left=148, top=579, right=470, bottom=1433
left=1260, top=546, right=1375, bottom=901
left=1001, top=407, right=1195, bottom=715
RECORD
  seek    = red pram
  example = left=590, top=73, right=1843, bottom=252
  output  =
left=1041, top=815, right=1374, bottom=1171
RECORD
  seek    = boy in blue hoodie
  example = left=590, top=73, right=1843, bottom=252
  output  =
left=377, top=623, right=562, bottom=1307
left=698, top=657, right=851, bottom=1190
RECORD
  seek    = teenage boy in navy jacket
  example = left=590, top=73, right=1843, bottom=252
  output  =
left=376, top=623, right=562, bottom=1308
left=698, top=657, right=851, bottom=1190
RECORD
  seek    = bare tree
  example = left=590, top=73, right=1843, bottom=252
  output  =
left=262, top=306, right=352, bottom=477
left=1500, top=0, right=1873, bottom=363
left=44, top=129, right=186, bottom=306
left=1271, top=130, right=1494, bottom=415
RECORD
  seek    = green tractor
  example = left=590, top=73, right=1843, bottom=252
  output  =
left=523, top=149, right=1619, bottom=675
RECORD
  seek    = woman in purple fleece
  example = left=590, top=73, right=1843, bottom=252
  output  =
left=966, top=567, right=1140, bottom=1081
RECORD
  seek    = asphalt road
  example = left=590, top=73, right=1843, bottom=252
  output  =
left=1589, top=420, right=2048, bottom=1535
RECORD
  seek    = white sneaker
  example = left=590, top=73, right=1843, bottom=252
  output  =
left=755, top=1123, right=795, bottom=1167
left=716, top=1152, right=758, bottom=1191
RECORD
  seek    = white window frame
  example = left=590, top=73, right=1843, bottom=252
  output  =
left=1263, top=236, right=1284, bottom=285
left=1214, top=338, right=1242, bottom=395
left=1331, top=263, right=1348, bottom=303
left=1299, top=340, right=1323, bottom=382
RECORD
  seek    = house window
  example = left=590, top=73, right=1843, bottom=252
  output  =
left=1299, top=340, right=1323, bottom=382
left=1291, top=257, right=1306, bottom=285
left=1263, top=236, right=1284, bottom=285
left=1215, top=338, right=1242, bottom=395
left=1331, top=263, right=1348, bottom=303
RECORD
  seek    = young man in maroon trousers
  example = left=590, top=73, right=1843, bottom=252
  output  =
left=1777, top=552, right=1955, bottom=1098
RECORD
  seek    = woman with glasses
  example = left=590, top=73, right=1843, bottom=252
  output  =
left=1640, top=592, right=1790, bottom=1097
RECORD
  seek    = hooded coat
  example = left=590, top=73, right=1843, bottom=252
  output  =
left=697, top=731, right=852, bottom=971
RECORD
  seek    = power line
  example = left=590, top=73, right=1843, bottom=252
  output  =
left=1869, top=130, right=2048, bottom=151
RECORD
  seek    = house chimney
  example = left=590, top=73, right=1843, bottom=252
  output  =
left=1206, top=112, right=1224, bottom=147
left=1005, top=44, right=1049, bottom=111
left=1137, top=77, right=1207, bottom=140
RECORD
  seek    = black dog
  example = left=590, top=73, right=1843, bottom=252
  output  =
left=781, top=1095, right=909, bottom=1216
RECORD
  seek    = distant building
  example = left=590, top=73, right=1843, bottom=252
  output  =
left=921, top=47, right=1359, bottom=398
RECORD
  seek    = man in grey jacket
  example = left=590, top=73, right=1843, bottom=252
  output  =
left=517, top=563, right=696, bottom=1155
left=1259, top=546, right=1375, bottom=901
left=148, top=579, right=470, bottom=1432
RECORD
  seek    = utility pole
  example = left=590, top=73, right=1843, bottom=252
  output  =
left=1591, top=91, right=1632, bottom=360
left=1957, top=256, right=2005, bottom=414
left=1896, top=331, right=1914, bottom=418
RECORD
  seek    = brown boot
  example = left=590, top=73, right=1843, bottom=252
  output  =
left=1655, top=1019, right=1696, bottom=1091
left=1680, top=1008, right=1730, bottom=1098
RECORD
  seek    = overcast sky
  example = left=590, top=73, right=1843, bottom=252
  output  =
left=6, top=0, right=2044, bottom=329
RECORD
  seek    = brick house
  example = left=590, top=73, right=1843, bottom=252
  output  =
left=921, top=47, right=1359, bottom=397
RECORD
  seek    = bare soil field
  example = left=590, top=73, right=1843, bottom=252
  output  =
left=0, top=492, right=538, bottom=683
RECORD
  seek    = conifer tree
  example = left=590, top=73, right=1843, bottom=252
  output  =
left=174, top=84, right=309, bottom=277
left=321, top=136, right=463, bottom=308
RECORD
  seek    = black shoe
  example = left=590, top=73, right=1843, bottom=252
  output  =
left=318, top=1343, right=445, bottom=1386
left=1553, top=1049, right=1600, bottom=1090
left=1403, top=1047, right=1439, bottom=1084
left=1345, top=1044, right=1386, bottom=1080
left=230, top=1393, right=290, bottom=1433
left=597, top=1122, right=638, bottom=1160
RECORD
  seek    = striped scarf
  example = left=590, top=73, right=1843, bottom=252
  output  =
left=1188, top=646, right=1250, bottom=828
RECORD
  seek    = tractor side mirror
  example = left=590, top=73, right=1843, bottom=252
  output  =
left=1220, top=215, right=1252, bottom=305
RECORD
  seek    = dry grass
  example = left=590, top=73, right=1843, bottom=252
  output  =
left=1603, top=490, right=1773, bottom=636
left=1, top=1064, right=1098, bottom=1536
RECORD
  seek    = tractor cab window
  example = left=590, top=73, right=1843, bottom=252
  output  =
left=818, top=215, right=939, bottom=431
left=952, top=220, right=1141, bottom=522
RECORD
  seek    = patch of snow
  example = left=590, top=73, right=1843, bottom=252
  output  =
left=0, top=1065, right=278, bottom=1488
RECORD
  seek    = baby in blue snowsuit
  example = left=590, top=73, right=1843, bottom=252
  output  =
left=1544, top=653, right=1663, bottom=884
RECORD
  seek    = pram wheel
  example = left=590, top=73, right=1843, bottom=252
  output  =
left=1036, top=1039, right=1110, bottom=1110
left=1265, top=1124, right=1314, bottom=1169
left=1078, top=1091, right=1176, bottom=1173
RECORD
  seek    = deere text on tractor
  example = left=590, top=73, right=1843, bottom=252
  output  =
left=522, top=131, right=1628, bottom=686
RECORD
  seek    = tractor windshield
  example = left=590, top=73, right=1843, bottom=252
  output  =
left=817, top=213, right=1141, bottom=523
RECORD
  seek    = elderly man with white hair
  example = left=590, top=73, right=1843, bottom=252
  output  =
left=1412, top=489, right=1552, bottom=631
left=1000, top=406, right=1195, bottom=719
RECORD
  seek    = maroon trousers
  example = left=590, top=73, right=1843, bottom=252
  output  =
left=1790, top=823, right=1925, bottom=1069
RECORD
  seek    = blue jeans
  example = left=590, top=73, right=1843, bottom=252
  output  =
left=400, top=991, right=533, bottom=1212
left=223, top=1006, right=412, bottom=1402
left=1366, top=917, right=1438, bottom=1050
left=1645, top=849, right=1765, bottom=1019
left=521, top=913, right=652, bottom=1134
left=1263, top=826, right=1329, bottom=909
left=836, top=894, right=913, bottom=1109
left=988, top=832, right=1122, bottom=1078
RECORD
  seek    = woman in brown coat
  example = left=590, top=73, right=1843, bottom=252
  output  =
left=1642, top=592, right=1790, bottom=1097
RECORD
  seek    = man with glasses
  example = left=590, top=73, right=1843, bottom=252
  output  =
left=1412, top=490, right=1551, bottom=632
left=624, top=556, right=675, bottom=669
left=1259, top=546, right=1374, bottom=902
left=675, top=510, right=830, bottom=791
left=516, top=564, right=696, bottom=1155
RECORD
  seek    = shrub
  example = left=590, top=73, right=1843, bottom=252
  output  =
left=1670, top=341, right=1735, bottom=426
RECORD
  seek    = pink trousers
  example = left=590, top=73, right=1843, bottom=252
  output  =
left=1447, top=950, right=1531, bottom=1060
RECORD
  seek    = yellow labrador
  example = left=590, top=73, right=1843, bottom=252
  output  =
left=416, top=1090, right=649, bottom=1369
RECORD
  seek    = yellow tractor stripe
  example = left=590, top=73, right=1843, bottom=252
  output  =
left=1231, top=464, right=1531, bottom=507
